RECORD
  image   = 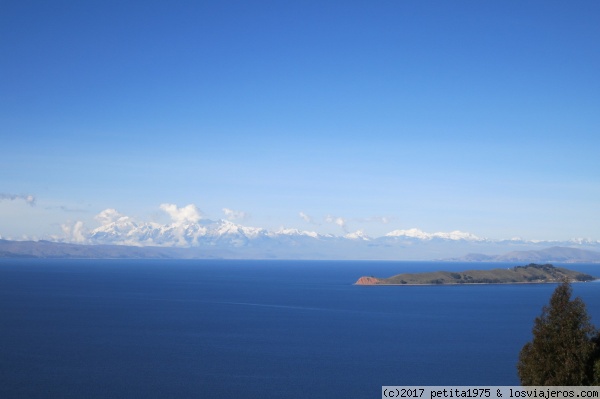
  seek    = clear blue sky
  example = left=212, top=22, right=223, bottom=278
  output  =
left=1, top=0, right=599, bottom=241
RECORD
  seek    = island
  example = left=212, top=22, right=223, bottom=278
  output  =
left=355, top=263, right=597, bottom=285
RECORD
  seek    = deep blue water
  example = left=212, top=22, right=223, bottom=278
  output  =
left=0, top=259, right=599, bottom=398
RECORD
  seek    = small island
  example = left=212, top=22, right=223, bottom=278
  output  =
left=355, top=263, right=597, bottom=285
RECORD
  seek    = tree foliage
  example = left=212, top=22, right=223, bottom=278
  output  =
left=517, top=281, right=600, bottom=385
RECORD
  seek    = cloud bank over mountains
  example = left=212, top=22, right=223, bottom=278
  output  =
left=51, top=203, right=600, bottom=260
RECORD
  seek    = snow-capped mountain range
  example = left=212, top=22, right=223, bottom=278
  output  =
left=52, top=209, right=600, bottom=260
left=70, top=215, right=495, bottom=247
left=384, top=228, right=483, bottom=241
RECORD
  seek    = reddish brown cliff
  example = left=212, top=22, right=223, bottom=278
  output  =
left=354, top=276, right=381, bottom=285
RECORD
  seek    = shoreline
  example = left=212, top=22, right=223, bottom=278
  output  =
left=354, top=264, right=599, bottom=286
left=354, top=279, right=600, bottom=286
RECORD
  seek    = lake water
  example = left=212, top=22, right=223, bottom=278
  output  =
left=1, top=259, right=599, bottom=398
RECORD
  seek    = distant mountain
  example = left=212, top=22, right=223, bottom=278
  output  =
left=385, top=228, right=482, bottom=241
left=2, top=219, right=600, bottom=260
left=0, top=239, right=186, bottom=259
left=446, top=246, right=600, bottom=263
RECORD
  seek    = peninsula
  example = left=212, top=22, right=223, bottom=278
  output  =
left=355, top=263, right=597, bottom=285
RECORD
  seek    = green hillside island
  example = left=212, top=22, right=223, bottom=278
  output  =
left=355, top=264, right=597, bottom=285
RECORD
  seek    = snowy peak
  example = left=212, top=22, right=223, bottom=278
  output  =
left=385, top=228, right=482, bottom=241
left=385, top=228, right=431, bottom=239
left=212, top=220, right=267, bottom=239
left=84, top=217, right=272, bottom=248
left=432, top=230, right=482, bottom=241
left=344, top=230, right=371, bottom=240
left=272, top=228, right=320, bottom=239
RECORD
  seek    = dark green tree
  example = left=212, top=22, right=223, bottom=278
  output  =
left=593, top=334, right=600, bottom=385
left=517, top=280, right=599, bottom=385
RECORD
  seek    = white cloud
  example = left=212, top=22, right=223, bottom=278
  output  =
left=0, top=193, right=36, bottom=206
left=95, top=208, right=130, bottom=225
left=223, top=208, right=248, bottom=221
left=61, top=221, right=87, bottom=243
left=160, top=203, right=202, bottom=224
left=325, top=214, right=347, bottom=232
left=299, top=211, right=318, bottom=224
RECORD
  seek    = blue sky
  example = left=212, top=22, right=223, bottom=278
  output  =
left=1, top=1, right=599, bottom=241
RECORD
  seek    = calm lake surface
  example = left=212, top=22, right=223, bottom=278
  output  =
left=1, top=259, right=599, bottom=398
